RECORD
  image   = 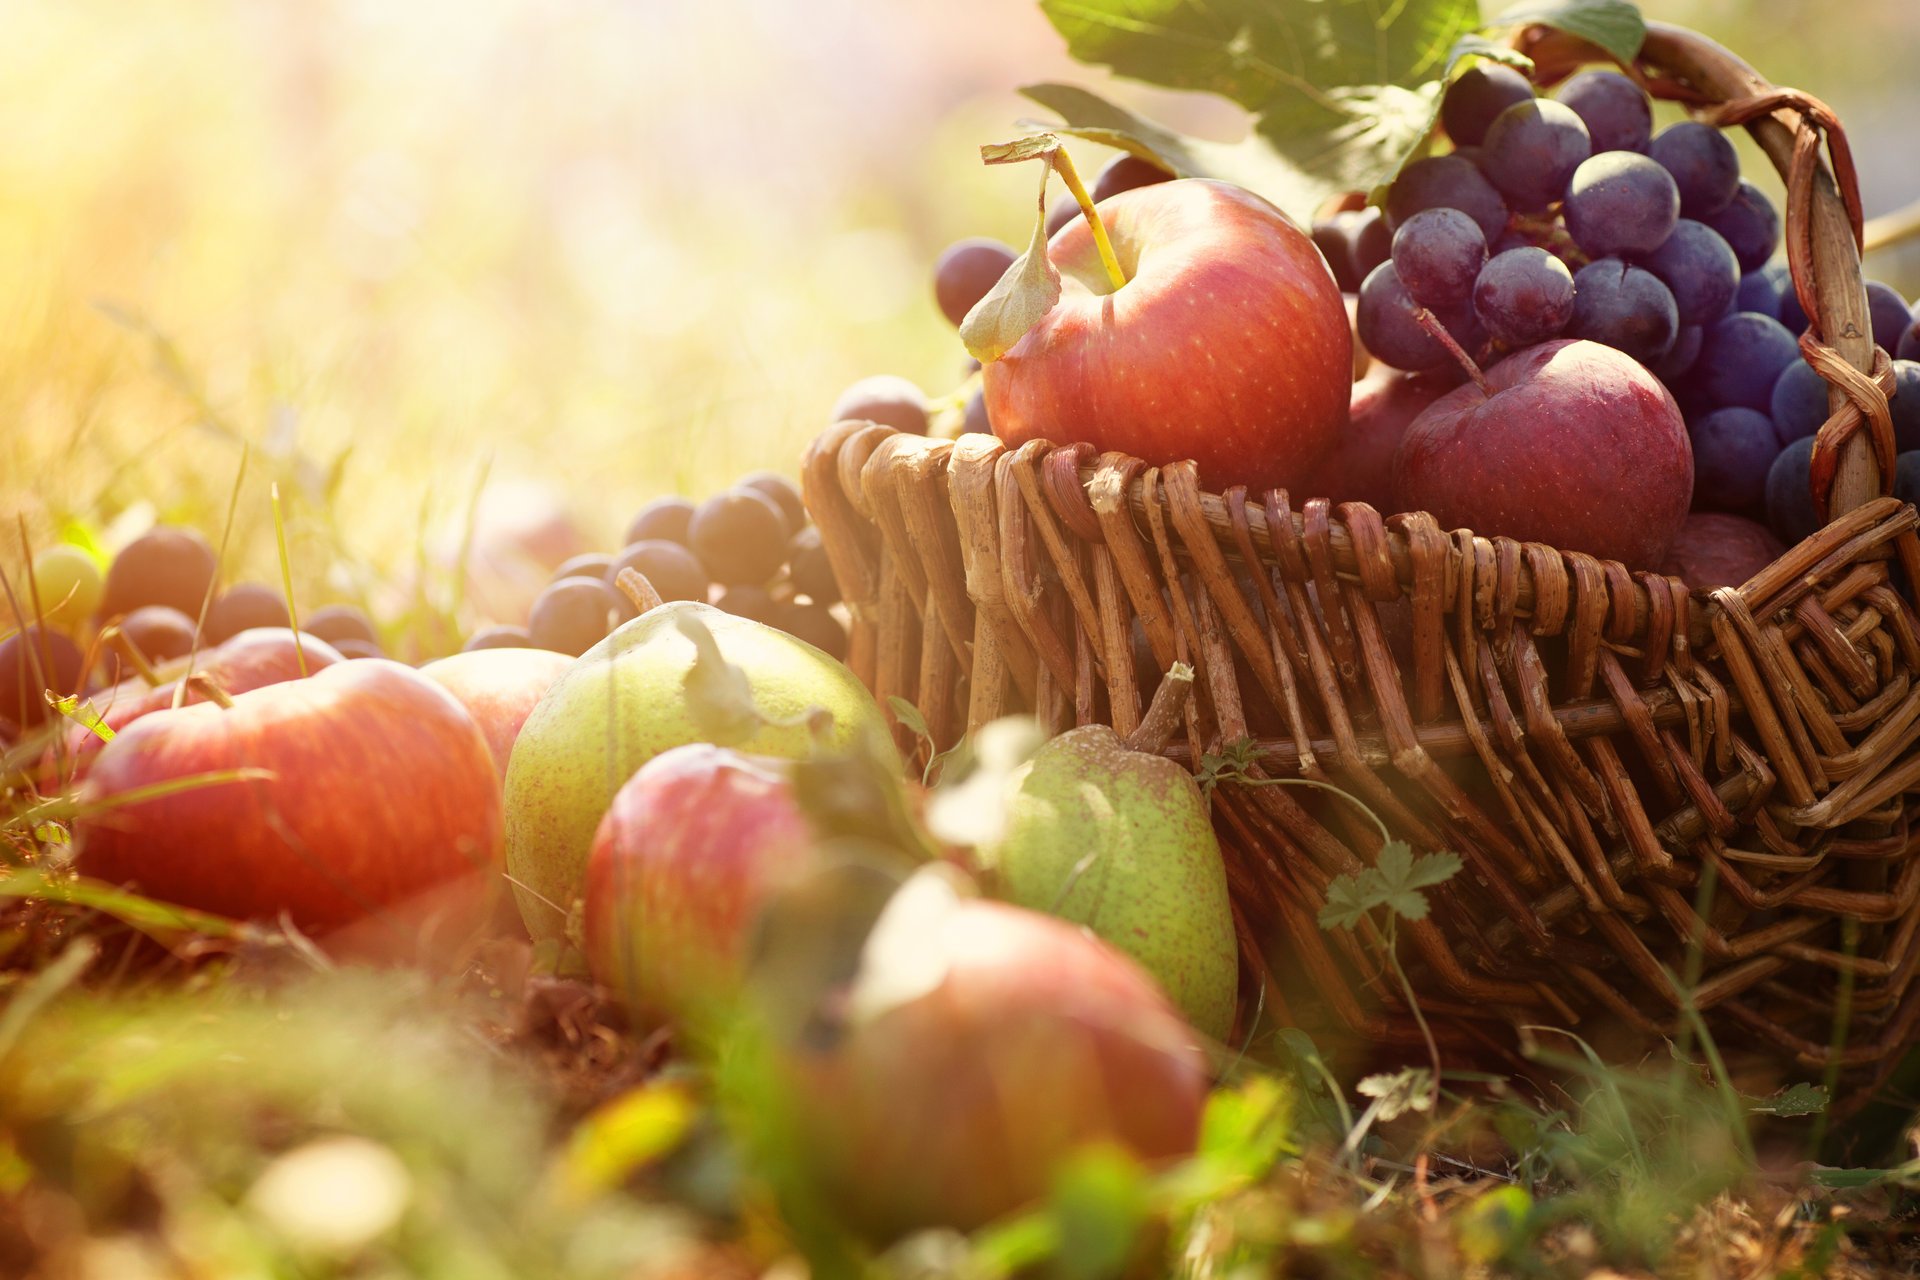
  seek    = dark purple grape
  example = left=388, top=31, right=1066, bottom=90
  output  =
left=606, top=539, right=709, bottom=605
left=1867, top=282, right=1912, bottom=355
left=1697, top=312, right=1799, bottom=411
left=933, top=238, right=1017, bottom=329
left=118, top=605, right=198, bottom=664
left=831, top=375, right=927, bottom=435
left=0, top=625, right=84, bottom=727
left=1766, top=436, right=1818, bottom=544
left=1900, top=319, right=1920, bottom=362
left=716, top=584, right=779, bottom=625
left=333, top=638, right=384, bottom=660
left=740, top=470, right=807, bottom=535
left=1769, top=359, right=1829, bottom=445
left=624, top=497, right=695, bottom=548
left=204, top=583, right=290, bottom=645
left=528, top=578, right=620, bottom=656
left=1563, top=152, right=1679, bottom=257
left=1896, top=451, right=1920, bottom=507
left=688, top=488, right=790, bottom=585
left=1894, top=360, right=1920, bottom=452
left=961, top=388, right=992, bottom=435
left=1311, top=208, right=1391, bottom=292
left=1705, top=181, right=1780, bottom=272
left=552, top=553, right=614, bottom=584
left=1689, top=407, right=1781, bottom=513
left=1567, top=259, right=1678, bottom=364
left=1736, top=265, right=1788, bottom=319
left=1441, top=63, right=1535, bottom=148
left=1092, top=154, right=1171, bottom=202
left=1389, top=208, right=1486, bottom=308
left=1652, top=325, right=1705, bottom=384
left=464, top=624, right=533, bottom=652
left=1356, top=262, right=1459, bottom=373
left=1046, top=196, right=1079, bottom=238
left=1778, top=285, right=1810, bottom=336
left=304, top=604, right=377, bottom=647
left=1479, top=100, right=1591, bottom=213
left=99, top=526, right=217, bottom=622
left=1472, top=247, right=1575, bottom=346
left=1554, top=70, right=1653, bottom=153
left=789, top=527, right=839, bottom=604
left=774, top=600, right=848, bottom=660
left=1385, top=156, right=1509, bottom=242
left=1642, top=220, right=1739, bottom=326
left=1648, top=122, right=1739, bottom=218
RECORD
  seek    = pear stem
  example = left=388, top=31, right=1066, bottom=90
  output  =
left=187, top=673, right=235, bottom=710
left=1127, top=662, right=1195, bottom=755
left=1414, top=308, right=1490, bottom=394
left=614, top=568, right=664, bottom=615
left=1052, top=150, right=1128, bottom=293
left=104, top=626, right=162, bottom=688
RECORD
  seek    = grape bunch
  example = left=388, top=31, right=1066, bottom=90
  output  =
left=497, top=472, right=848, bottom=660
left=1326, top=61, right=1920, bottom=553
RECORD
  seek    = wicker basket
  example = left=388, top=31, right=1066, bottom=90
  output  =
left=801, top=22, right=1919, bottom=1092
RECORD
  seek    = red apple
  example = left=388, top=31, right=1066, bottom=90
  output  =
left=984, top=179, right=1351, bottom=494
left=1662, top=512, right=1785, bottom=591
left=67, top=629, right=345, bottom=776
left=793, top=889, right=1208, bottom=1239
left=1393, top=339, right=1691, bottom=568
left=73, top=659, right=500, bottom=931
left=1308, top=369, right=1453, bottom=510
left=584, top=744, right=815, bottom=1023
left=418, top=648, right=574, bottom=781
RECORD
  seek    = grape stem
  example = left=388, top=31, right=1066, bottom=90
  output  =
left=1052, top=150, right=1128, bottom=292
left=1413, top=308, right=1490, bottom=394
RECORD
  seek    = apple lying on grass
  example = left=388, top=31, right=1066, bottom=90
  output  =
left=968, top=148, right=1350, bottom=495
left=789, top=873, right=1208, bottom=1240
left=418, top=647, right=574, bottom=780
left=74, top=659, right=500, bottom=932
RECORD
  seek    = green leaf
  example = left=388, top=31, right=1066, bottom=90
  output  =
left=1318, top=843, right=1461, bottom=929
left=960, top=161, right=1063, bottom=363
left=1317, top=873, right=1375, bottom=931
left=1743, top=1082, right=1829, bottom=1117
left=1356, top=1066, right=1435, bottom=1121
left=0, top=869, right=276, bottom=944
left=1457, top=1185, right=1533, bottom=1264
left=1048, top=1145, right=1146, bottom=1280
left=886, top=695, right=931, bottom=748
left=49, top=693, right=115, bottom=742
left=558, top=1081, right=696, bottom=1201
left=1486, top=0, right=1646, bottom=66
left=1036, top=0, right=1481, bottom=216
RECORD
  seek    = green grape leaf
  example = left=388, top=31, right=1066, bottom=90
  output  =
left=959, top=159, right=1063, bottom=363
left=1486, top=0, right=1646, bottom=66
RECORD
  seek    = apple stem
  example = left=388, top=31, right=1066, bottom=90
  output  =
left=1052, top=150, right=1128, bottom=292
left=1127, top=661, right=1195, bottom=755
left=1414, top=308, right=1490, bottom=394
left=187, top=673, right=235, bottom=710
left=614, top=568, right=664, bottom=615
left=101, top=626, right=162, bottom=688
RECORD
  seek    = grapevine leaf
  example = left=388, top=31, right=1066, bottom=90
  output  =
left=1486, top=0, right=1646, bottom=66
left=959, top=162, right=1063, bottom=364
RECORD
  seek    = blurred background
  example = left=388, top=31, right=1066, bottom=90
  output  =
left=0, top=0, right=1915, bottom=637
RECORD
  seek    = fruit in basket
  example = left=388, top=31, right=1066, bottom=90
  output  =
left=1765, top=436, right=1818, bottom=545
left=1554, top=70, right=1653, bottom=153
left=1385, top=155, right=1507, bottom=241
left=1567, top=260, right=1679, bottom=365
left=1689, top=407, right=1780, bottom=514
left=0, top=626, right=84, bottom=729
left=1480, top=100, right=1591, bottom=213
left=790, top=879, right=1207, bottom=1240
left=74, top=659, right=500, bottom=931
left=1561, top=152, right=1678, bottom=258
left=584, top=744, right=815, bottom=1024
left=740, top=471, right=808, bottom=535
left=29, top=546, right=103, bottom=629
left=1092, top=153, right=1172, bottom=202
left=1473, top=247, right=1575, bottom=346
left=1441, top=62, right=1534, bottom=148
left=977, top=724, right=1237, bottom=1041
left=1695, top=312, right=1799, bottom=412
left=831, top=374, right=928, bottom=436
left=1311, top=206, right=1391, bottom=292
left=1649, top=122, right=1740, bottom=218
left=982, top=179, right=1351, bottom=495
left=1394, top=339, right=1691, bottom=568
left=502, top=603, right=889, bottom=944
left=1643, top=220, right=1740, bottom=327
left=1307, top=370, right=1450, bottom=512
left=1390, top=208, right=1486, bottom=309
left=1708, top=181, right=1782, bottom=272
left=1662, top=513, right=1784, bottom=591
left=98, top=525, right=218, bottom=623
left=419, top=647, right=574, bottom=781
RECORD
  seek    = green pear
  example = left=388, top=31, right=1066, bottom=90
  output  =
left=504, top=601, right=891, bottom=943
left=979, top=724, right=1238, bottom=1041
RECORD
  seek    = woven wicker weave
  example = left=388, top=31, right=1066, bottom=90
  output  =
left=801, top=22, right=1920, bottom=1091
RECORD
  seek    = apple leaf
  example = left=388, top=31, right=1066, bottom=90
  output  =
left=1485, top=0, right=1645, bottom=66
left=959, top=161, right=1064, bottom=364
